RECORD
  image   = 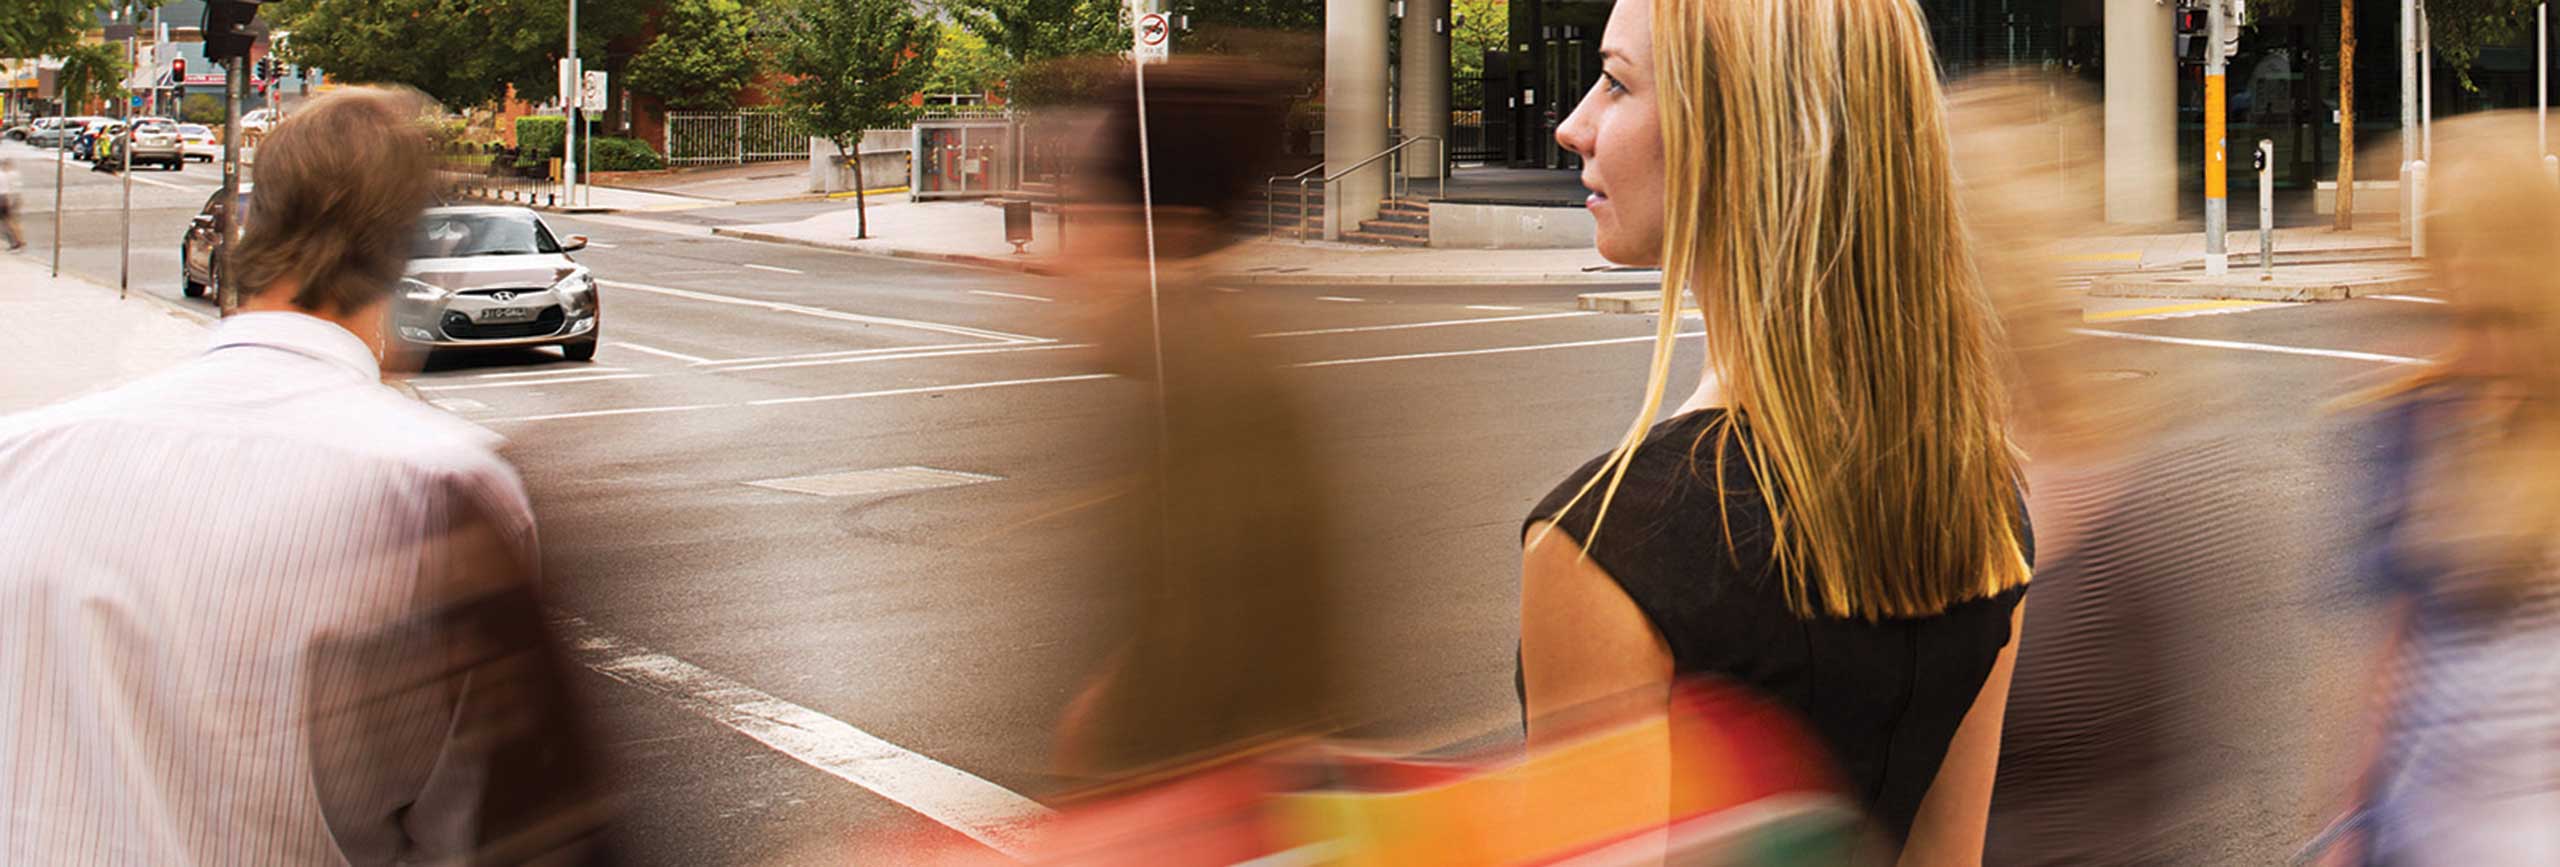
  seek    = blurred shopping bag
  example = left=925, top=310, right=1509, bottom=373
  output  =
left=889, top=681, right=1870, bottom=866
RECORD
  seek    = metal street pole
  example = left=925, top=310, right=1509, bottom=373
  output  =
left=122, top=10, right=137, bottom=298
left=2402, top=0, right=2418, bottom=240
left=2422, top=3, right=2433, bottom=164
left=565, top=0, right=579, bottom=207
left=219, top=54, right=245, bottom=316
left=2542, top=3, right=2549, bottom=161
left=2205, top=0, right=2231, bottom=276
left=51, top=90, right=66, bottom=278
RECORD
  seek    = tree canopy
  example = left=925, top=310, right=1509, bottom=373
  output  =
left=943, top=0, right=1123, bottom=105
left=2256, top=0, right=2542, bottom=89
left=267, top=0, right=649, bottom=110
left=625, top=0, right=762, bottom=110
left=0, top=0, right=115, bottom=60
left=772, top=0, right=938, bottom=238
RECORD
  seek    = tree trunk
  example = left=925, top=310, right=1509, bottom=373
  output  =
left=847, top=141, right=870, bottom=241
left=2338, top=0, right=2358, bottom=230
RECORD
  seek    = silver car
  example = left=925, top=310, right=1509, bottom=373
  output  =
left=395, top=207, right=601, bottom=361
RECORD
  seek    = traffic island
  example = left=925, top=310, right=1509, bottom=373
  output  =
left=2088, top=263, right=2430, bottom=302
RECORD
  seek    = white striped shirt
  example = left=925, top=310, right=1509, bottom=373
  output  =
left=0, top=312, right=541, bottom=865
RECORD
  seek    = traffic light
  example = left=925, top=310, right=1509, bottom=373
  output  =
left=202, top=0, right=266, bottom=62
left=256, top=57, right=275, bottom=80
left=2175, top=7, right=2210, bottom=65
left=170, top=57, right=185, bottom=85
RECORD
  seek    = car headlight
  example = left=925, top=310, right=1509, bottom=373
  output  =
left=556, top=272, right=597, bottom=314
left=400, top=278, right=446, bottom=303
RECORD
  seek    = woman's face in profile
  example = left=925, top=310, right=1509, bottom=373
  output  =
left=1556, top=0, right=1665, bottom=267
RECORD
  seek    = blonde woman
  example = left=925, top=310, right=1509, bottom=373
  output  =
left=1521, top=1, right=2031, bottom=862
left=2328, top=120, right=2560, bottom=866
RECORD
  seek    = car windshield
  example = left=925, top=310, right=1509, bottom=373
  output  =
left=136, top=121, right=174, bottom=134
left=413, top=213, right=560, bottom=259
left=179, top=125, right=209, bottom=136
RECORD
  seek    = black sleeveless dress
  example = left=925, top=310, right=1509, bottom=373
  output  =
left=1521, top=408, right=2031, bottom=845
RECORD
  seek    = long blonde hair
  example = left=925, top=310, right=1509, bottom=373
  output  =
left=1561, top=0, right=2031, bottom=621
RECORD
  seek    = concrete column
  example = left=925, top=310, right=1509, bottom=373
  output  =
left=1326, top=0, right=1389, bottom=239
left=1398, top=0, right=1450, bottom=181
left=2105, top=0, right=2178, bottom=224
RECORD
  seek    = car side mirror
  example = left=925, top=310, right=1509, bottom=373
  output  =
left=561, top=235, right=589, bottom=252
left=192, top=214, right=214, bottom=228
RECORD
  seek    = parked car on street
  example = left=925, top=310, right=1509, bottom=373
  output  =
left=395, top=206, right=601, bottom=362
left=177, top=124, right=218, bottom=162
left=29, top=117, right=109, bottom=150
left=120, top=118, right=185, bottom=171
left=180, top=184, right=251, bottom=298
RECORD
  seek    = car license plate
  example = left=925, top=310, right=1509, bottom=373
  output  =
left=477, top=306, right=534, bottom=323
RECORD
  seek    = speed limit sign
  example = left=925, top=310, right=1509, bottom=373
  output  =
left=1135, top=12, right=1170, bottom=64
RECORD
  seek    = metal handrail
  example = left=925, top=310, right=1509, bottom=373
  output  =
left=1288, top=136, right=1447, bottom=240
left=1264, top=162, right=1329, bottom=239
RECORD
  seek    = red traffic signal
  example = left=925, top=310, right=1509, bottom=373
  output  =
left=171, top=58, right=186, bottom=83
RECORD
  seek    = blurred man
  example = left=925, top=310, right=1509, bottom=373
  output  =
left=0, top=153, right=23, bottom=251
left=0, top=89, right=611, bottom=864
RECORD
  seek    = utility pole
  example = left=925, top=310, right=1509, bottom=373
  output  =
left=219, top=52, right=245, bottom=315
left=2338, top=0, right=2357, bottom=230
left=2401, top=0, right=2417, bottom=239
left=2205, top=0, right=2231, bottom=275
left=121, top=2, right=137, bottom=298
left=564, top=0, right=579, bottom=208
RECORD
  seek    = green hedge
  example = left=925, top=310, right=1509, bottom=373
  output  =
left=587, top=136, right=665, bottom=172
left=514, top=116, right=567, bottom=168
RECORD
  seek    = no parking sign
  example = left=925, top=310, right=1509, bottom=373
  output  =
left=1135, top=12, right=1170, bottom=65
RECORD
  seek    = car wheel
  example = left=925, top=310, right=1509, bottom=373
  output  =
left=562, top=340, right=598, bottom=362
left=182, top=258, right=206, bottom=298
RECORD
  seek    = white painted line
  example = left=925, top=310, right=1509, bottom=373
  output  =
left=744, top=263, right=804, bottom=275
left=701, top=341, right=996, bottom=367
left=2073, top=328, right=2427, bottom=365
left=1293, top=332, right=1701, bottom=368
left=614, top=341, right=718, bottom=365
left=558, top=616, right=1050, bottom=857
left=416, top=373, right=653, bottom=392
left=749, top=373, right=1117, bottom=407
left=484, top=403, right=724, bottom=424
left=471, top=366, right=627, bottom=379
left=1214, top=287, right=1244, bottom=294
left=1466, top=305, right=1524, bottom=312
left=1257, top=310, right=1596, bottom=338
left=603, top=280, right=1046, bottom=344
left=718, top=342, right=1086, bottom=374
left=584, top=241, right=619, bottom=249
left=969, top=289, right=1054, bottom=303
left=2372, top=294, right=2447, bottom=305
left=429, top=398, right=489, bottom=413
left=1316, top=296, right=1364, bottom=303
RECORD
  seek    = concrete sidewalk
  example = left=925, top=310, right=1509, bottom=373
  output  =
left=708, top=196, right=1070, bottom=274
left=0, top=255, right=208, bottom=414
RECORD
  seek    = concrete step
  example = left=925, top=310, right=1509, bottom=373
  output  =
left=1356, top=220, right=1430, bottom=240
left=1341, top=229, right=1430, bottom=248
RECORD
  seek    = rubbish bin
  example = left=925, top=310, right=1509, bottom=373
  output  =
left=1003, top=199, right=1033, bottom=254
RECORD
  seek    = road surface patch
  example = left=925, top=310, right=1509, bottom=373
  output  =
left=1294, top=332, right=1701, bottom=368
left=1256, top=310, right=1597, bottom=338
left=746, top=466, right=1002, bottom=498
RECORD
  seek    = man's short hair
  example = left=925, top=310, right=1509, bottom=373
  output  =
left=232, top=88, right=441, bottom=315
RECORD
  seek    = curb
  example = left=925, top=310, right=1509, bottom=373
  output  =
left=2089, top=271, right=2429, bottom=302
left=707, top=227, right=1069, bottom=277
left=1577, top=289, right=1689, bottom=314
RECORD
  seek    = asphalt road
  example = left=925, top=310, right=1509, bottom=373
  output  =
left=6, top=139, right=2416, bottom=864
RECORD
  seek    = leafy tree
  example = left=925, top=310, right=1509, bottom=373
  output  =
left=944, top=0, right=1123, bottom=105
left=924, top=20, right=1012, bottom=101
left=267, top=0, right=649, bottom=110
left=0, top=0, right=113, bottom=60
left=54, top=41, right=127, bottom=114
left=1452, top=0, right=1505, bottom=108
left=772, top=0, right=938, bottom=239
left=625, top=0, right=760, bottom=110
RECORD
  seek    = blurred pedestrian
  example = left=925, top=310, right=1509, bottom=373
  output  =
left=0, top=88, right=614, bottom=865
left=2326, top=116, right=2560, bottom=867
left=0, top=153, right=23, bottom=250
left=1523, top=1, right=2033, bottom=862
left=1949, top=72, right=2278, bottom=866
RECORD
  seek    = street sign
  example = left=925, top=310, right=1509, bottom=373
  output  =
left=581, top=70, right=608, bottom=115
left=1135, top=12, right=1170, bottom=65
left=557, top=57, right=582, bottom=109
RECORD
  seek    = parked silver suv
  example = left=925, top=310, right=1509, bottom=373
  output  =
left=118, top=118, right=186, bottom=171
left=394, top=207, right=601, bottom=362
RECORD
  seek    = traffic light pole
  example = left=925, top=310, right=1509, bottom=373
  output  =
left=2205, top=0, right=2231, bottom=276
left=564, top=0, right=579, bottom=208
left=218, top=56, right=245, bottom=316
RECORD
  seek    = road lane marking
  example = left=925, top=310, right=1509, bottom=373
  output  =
left=484, top=403, right=725, bottom=423
left=469, top=366, right=627, bottom=379
left=2073, top=328, right=2427, bottom=365
left=2083, top=300, right=2288, bottom=323
left=558, top=617, right=1050, bottom=857
left=748, top=373, right=1118, bottom=407
left=1316, top=296, right=1364, bottom=303
left=603, top=280, right=1046, bottom=344
left=1466, top=305, right=1524, bottom=312
left=744, top=263, right=804, bottom=275
left=614, top=341, right=719, bottom=364
left=415, top=373, right=652, bottom=392
left=700, top=341, right=996, bottom=366
left=1294, top=332, right=1701, bottom=368
left=716, top=342, right=1085, bottom=374
left=2372, top=294, right=2447, bottom=305
left=968, top=289, right=1054, bottom=303
left=1256, top=310, right=1596, bottom=338
left=584, top=241, right=619, bottom=249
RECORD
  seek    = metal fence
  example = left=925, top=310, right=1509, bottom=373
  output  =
left=666, top=110, right=811, bottom=166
